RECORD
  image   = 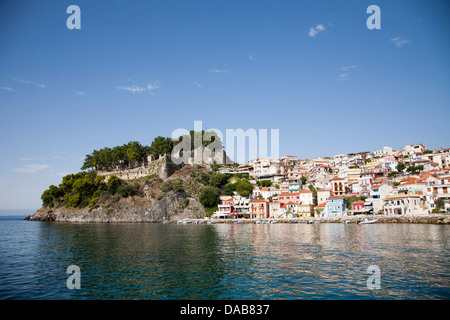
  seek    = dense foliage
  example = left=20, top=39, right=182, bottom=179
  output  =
left=81, top=141, right=151, bottom=171
left=222, top=178, right=253, bottom=197
left=41, top=172, right=133, bottom=208
left=81, top=131, right=222, bottom=172
left=189, top=165, right=229, bottom=188
left=199, top=187, right=221, bottom=208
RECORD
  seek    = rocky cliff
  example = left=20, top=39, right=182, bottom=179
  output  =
left=25, top=193, right=205, bottom=223
left=25, top=163, right=211, bottom=223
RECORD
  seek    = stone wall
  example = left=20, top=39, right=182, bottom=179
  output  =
left=97, top=154, right=182, bottom=181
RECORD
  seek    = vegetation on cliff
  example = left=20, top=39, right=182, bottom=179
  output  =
left=41, top=171, right=136, bottom=210
left=38, top=132, right=240, bottom=220
left=80, top=131, right=222, bottom=171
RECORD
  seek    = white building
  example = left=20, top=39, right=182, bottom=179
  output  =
left=373, top=146, right=393, bottom=157
left=260, top=187, right=282, bottom=200
left=402, top=144, right=426, bottom=157
left=426, top=174, right=450, bottom=212
left=249, top=158, right=280, bottom=179
left=383, top=194, right=427, bottom=215
left=367, top=184, right=393, bottom=213
left=317, top=189, right=331, bottom=205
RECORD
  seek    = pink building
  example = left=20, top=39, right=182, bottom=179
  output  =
left=358, top=173, right=376, bottom=197
left=274, top=192, right=301, bottom=205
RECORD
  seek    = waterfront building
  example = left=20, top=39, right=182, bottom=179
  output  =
left=269, top=201, right=281, bottom=218
left=325, top=196, right=347, bottom=217
left=317, top=189, right=331, bottom=205
left=352, top=200, right=365, bottom=214
left=232, top=195, right=250, bottom=214
left=297, top=204, right=315, bottom=217
left=367, top=183, right=393, bottom=213
left=426, top=174, right=450, bottom=212
left=250, top=199, right=270, bottom=219
left=314, top=201, right=327, bottom=217
left=383, top=194, right=427, bottom=215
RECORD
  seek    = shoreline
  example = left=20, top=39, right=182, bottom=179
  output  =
left=176, top=214, right=450, bottom=224
left=25, top=212, right=450, bottom=224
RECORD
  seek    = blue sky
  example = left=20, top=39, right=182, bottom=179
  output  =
left=0, top=0, right=449, bottom=210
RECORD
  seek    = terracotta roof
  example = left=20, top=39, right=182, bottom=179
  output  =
left=250, top=200, right=269, bottom=203
left=328, top=196, right=344, bottom=199
left=385, top=194, right=421, bottom=199
left=400, top=180, right=426, bottom=186
left=300, top=190, right=313, bottom=193
left=277, top=192, right=300, bottom=197
left=315, top=201, right=327, bottom=208
left=353, top=201, right=365, bottom=206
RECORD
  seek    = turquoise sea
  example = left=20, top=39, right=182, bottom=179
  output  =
left=0, top=215, right=449, bottom=300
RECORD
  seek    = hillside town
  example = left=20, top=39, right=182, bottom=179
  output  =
left=213, top=144, right=450, bottom=219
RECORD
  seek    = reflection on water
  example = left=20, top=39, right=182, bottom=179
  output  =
left=0, top=219, right=448, bottom=299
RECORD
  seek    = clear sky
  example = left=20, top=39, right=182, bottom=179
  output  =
left=0, top=0, right=449, bottom=210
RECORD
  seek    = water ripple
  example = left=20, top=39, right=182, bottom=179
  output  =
left=0, top=219, right=449, bottom=299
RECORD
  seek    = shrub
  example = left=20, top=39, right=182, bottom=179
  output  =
left=117, top=184, right=133, bottom=198
left=67, top=193, right=80, bottom=207
left=199, top=187, right=220, bottom=208
left=161, top=179, right=184, bottom=194
left=209, top=172, right=228, bottom=188
left=106, top=175, right=122, bottom=194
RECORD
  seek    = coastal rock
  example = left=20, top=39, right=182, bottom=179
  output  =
left=25, top=193, right=205, bottom=223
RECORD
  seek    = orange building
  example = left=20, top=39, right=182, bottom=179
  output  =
left=250, top=200, right=270, bottom=219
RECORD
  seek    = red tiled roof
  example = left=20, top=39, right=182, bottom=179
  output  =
left=400, top=180, right=426, bottom=186
left=315, top=201, right=327, bottom=208
left=278, top=192, right=300, bottom=197
left=328, top=196, right=344, bottom=199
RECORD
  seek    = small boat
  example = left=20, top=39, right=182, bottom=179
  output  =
left=270, top=220, right=277, bottom=224
left=357, top=219, right=376, bottom=225
left=343, top=221, right=351, bottom=224
left=234, top=221, right=241, bottom=224
left=306, top=220, right=314, bottom=224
